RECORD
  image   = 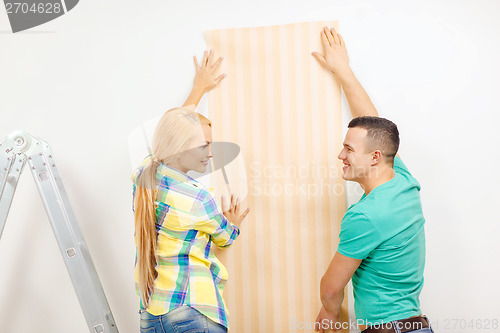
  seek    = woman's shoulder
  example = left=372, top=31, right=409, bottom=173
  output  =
left=160, top=176, right=213, bottom=205
left=185, top=178, right=213, bottom=198
left=186, top=180, right=220, bottom=208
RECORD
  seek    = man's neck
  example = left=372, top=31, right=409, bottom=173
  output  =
left=359, top=166, right=396, bottom=196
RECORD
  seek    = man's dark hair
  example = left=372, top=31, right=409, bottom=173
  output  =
left=348, top=116, right=400, bottom=164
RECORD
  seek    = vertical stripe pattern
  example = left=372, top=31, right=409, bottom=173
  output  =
left=206, top=20, right=349, bottom=333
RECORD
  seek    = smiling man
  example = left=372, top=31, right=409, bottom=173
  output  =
left=311, top=27, right=432, bottom=333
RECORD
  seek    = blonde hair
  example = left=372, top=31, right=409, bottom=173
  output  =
left=134, top=107, right=211, bottom=308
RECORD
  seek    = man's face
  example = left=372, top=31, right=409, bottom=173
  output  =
left=337, top=127, right=375, bottom=182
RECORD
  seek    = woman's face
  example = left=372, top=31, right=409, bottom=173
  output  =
left=170, top=124, right=213, bottom=174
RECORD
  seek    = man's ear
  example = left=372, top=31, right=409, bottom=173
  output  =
left=371, top=150, right=383, bottom=165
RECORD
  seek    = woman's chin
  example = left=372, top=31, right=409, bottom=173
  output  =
left=195, top=165, right=208, bottom=173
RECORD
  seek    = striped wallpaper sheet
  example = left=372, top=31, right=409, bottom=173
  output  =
left=205, top=20, right=349, bottom=333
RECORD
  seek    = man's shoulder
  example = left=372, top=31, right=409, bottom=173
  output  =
left=346, top=190, right=401, bottom=225
left=393, top=156, right=421, bottom=190
left=393, top=155, right=409, bottom=174
left=343, top=206, right=374, bottom=224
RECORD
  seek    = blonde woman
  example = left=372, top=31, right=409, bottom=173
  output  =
left=131, top=50, right=250, bottom=333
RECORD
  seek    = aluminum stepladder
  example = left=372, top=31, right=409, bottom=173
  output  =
left=0, top=130, right=119, bottom=333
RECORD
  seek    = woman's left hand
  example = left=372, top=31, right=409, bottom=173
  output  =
left=221, top=194, right=250, bottom=229
left=193, top=49, right=227, bottom=93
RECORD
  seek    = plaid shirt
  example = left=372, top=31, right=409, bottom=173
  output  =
left=131, top=154, right=240, bottom=329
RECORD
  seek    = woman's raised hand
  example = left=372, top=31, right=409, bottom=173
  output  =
left=221, top=194, right=250, bottom=229
left=193, top=49, right=227, bottom=93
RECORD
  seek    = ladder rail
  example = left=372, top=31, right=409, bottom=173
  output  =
left=0, top=143, right=26, bottom=239
left=0, top=131, right=119, bottom=333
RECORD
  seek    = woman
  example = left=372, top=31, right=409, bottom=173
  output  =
left=131, top=50, right=250, bottom=333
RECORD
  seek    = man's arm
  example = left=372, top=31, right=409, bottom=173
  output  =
left=314, top=252, right=361, bottom=332
left=312, top=26, right=378, bottom=119
left=182, top=49, right=227, bottom=108
left=312, top=27, right=399, bottom=159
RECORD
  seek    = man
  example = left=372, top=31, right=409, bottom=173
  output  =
left=311, top=27, right=431, bottom=333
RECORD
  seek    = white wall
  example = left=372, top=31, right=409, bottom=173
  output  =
left=1, top=0, right=499, bottom=332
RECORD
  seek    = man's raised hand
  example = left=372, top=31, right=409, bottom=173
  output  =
left=312, top=26, right=350, bottom=77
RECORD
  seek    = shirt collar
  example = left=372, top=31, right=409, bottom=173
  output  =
left=360, top=172, right=399, bottom=200
left=148, top=155, right=196, bottom=184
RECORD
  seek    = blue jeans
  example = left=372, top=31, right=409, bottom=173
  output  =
left=139, top=305, right=228, bottom=333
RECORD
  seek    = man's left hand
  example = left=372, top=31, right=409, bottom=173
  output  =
left=315, top=305, right=341, bottom=333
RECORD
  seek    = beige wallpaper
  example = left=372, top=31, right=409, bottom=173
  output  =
left=205, top=20, right=348, bottom=333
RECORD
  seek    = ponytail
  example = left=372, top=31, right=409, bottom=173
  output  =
left=134, top=159, right=161, bottom=308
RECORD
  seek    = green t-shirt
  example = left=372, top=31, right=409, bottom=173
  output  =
left=337, top=156, right=426, bottom=325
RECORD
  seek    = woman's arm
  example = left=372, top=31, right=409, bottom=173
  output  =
left=183, top=49, right=227, bottom=108
left=192, top=191, right=248, bottom=248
